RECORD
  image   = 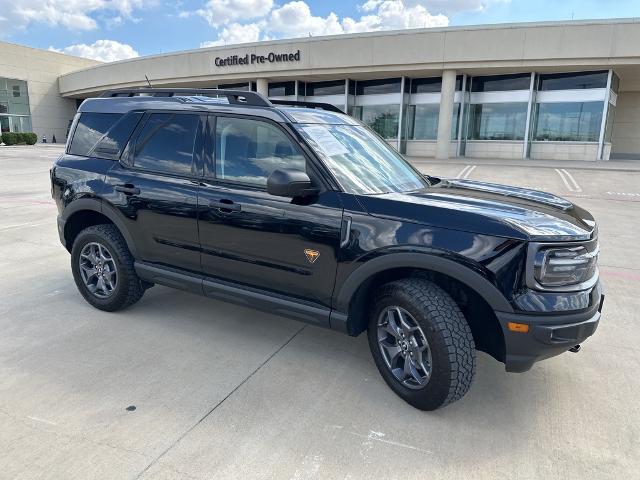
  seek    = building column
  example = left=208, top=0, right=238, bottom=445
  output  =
left=436, top=69, right=456, bottom=160
left=255, top=78, right=268, bottom=97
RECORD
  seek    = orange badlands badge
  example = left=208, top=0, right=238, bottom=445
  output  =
left=304, top=249, right=320, bottom=264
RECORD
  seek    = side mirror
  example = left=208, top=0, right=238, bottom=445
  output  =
left=267, top=169, right=319, bottom=198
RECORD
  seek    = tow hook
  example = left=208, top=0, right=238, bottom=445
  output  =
left=569, top=344, right=581, bottom=353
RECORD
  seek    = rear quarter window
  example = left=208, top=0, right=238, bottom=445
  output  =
left=68, top=113, right=122, bottom=157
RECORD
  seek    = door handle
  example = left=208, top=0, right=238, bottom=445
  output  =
left=114, top=184, right=140, bottom=195
left=209, top=200, right=241, bottom=213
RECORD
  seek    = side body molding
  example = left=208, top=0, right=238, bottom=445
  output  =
left=61, top=198, right=140, bottom=258
left=334, top=252, right=515, bottom=315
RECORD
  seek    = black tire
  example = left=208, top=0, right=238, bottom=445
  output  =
left=367, top=278, right=476, bottom=411
left=71, top=224, right=146, bottom=312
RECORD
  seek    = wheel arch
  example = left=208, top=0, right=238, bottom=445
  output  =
left=62, top=198, right=138, bottom=257
left=335, top=253, right=512, bottom=363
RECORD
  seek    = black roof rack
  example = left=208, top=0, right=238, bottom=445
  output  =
left=269, top=99, right=343, bottom=113
left=100, top=88, right=272, bottom=107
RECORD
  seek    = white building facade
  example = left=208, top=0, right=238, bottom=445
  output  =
left=5, top=19, right=640, bottom=160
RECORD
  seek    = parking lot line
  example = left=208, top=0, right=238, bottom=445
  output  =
left=555, top=168, right=582, bottom=192
left=456, top=165, right=476, bottom=179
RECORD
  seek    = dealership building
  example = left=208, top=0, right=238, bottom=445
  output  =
left=3, top=18, right=640, bottom=161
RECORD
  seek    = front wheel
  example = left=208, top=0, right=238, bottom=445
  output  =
left=71, top=224, right=146, bottom=312
left=367, top=278, right=476, bottom=410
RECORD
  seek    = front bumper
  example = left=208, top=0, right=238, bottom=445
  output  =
left=496, top=285, right=604, bottom=373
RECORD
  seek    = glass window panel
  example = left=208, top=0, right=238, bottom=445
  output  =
left=268, top=81, right=296, bottom=96
left=407, top=104, right=439, bottom=140
left=407, top=104, right=460, bottom=141
left=69, top=113, right=122, bottom=156
left=215, top=116, right=306, bottom=186
left=94, top=112, right=144, bottom=158
left=451, top=103, right=460, bottom=140
left=355, top=78, right=401, bottom=95
left=468, top=103, right=528, bottom=140
left=0, top=116, right=9, bottom=132
left=533, top=102, right=603, bottom=142
left=471, top=74, right=531, bottom=92
left=134, top=113, right=198, bottom=175
left=353, top=104, right=400, bottom=139
left=538, top=71, right=608, bottom=91
left=410, top=77, right=441, bottom=94
left=305, top=80, right=345, bottom=96
left=217, top=82, right=250, bottom=91
left=20, top=116, right=32, bottom=133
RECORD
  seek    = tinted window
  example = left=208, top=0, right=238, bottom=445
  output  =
left=93, top=112, right=144, bottom=159
left=355, top=78, right=401, bottom=95
left=218, top=82, right=251, bottom=91
left=268, top=81, right=296, bottom=96
left=410, top=77, right=441, bottom=94
left=133, top=113, right=199, bottom=175
left=533, top=102, right=603, bottom=142
left=468, top=103, right=528, bottom=140
left=306, top=80, right=345, bottom=96
left=471, top=73, right=531, bottom=92
left=68, top=113, right=122, bottom=156
left=215, top=117, right=305, bottom=186
left=538, top=71, right=608, bottom=91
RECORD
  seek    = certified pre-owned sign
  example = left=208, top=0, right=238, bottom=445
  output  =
left=214, top=50, right=301, bottom=67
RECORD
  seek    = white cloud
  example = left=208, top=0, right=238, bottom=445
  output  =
left=198, top=0, right=451, bottom=47
left=49, top=39, right=139, bottom=62
left=201, top=22, right=262, bottom=47
left=196, top=0, right=273, bottom=27
left=0, top=0, right=155, bottom=34
left=267, top=1, right=343, bottom=37
left=362, top=0, right=509, bottom=15
left=343, top=0, right=448, bottom=32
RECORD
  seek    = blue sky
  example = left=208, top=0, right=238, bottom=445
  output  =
left=0, top=0, right=638, bottom=61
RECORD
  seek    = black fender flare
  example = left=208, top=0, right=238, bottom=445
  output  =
left=61, top=198, right=139, bottom=257
left=335, top=252, right=514, bottom=314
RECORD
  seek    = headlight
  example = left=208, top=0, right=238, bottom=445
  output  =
left=527, top=240, right=599, bottom=291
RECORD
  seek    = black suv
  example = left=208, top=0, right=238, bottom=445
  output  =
left=51, top=88, right=603, bottom=410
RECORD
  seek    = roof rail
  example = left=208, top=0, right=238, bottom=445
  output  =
left=269, top=99, right=344, bottom=113
left=100, top=88, right=272, bottom=107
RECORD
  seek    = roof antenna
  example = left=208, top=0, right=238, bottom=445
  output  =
left=145, top=75, right=153, bottom=87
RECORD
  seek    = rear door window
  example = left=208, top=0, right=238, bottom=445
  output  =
left=92, top=112, right=144, bottom=159
left=68, top=113, right=122, bottom=156
left=132, top=113, right=199, bottom=176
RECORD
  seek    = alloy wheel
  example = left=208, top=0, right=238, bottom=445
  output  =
left=78, top=242, right=118, bottom=299
left=377, top=306, right=432, bottom=389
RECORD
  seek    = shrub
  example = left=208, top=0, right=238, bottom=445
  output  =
left=1, top=132, right=38, bottom=145
left=2, top=132, right=18, bottom=145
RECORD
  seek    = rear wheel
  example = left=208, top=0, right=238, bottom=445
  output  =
left=71, top=224, right=146, bottom=311
left=367, top=278, right=476, bottom=410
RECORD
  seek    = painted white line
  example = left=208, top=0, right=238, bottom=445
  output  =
left=606, top=191, right=640, bottom=197
left=555, top=168, right=575, bottom=192
left=560, top=168, right=581, bottom=192
left=456, top=165, right=472, bottom=179
left=463, top=165, right=477, bottom=179
left=27, top=416, right=58, bottom=426
left=0, top=221, right=50, bottom=231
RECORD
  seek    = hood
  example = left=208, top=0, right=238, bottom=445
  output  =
left=355, top=178, right=596, bottom=241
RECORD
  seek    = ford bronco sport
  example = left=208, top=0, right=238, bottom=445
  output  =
left=51, top=88, right=603, bottom=410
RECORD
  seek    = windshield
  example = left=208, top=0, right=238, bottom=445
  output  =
left=296, top=124, right=428, bottom=195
